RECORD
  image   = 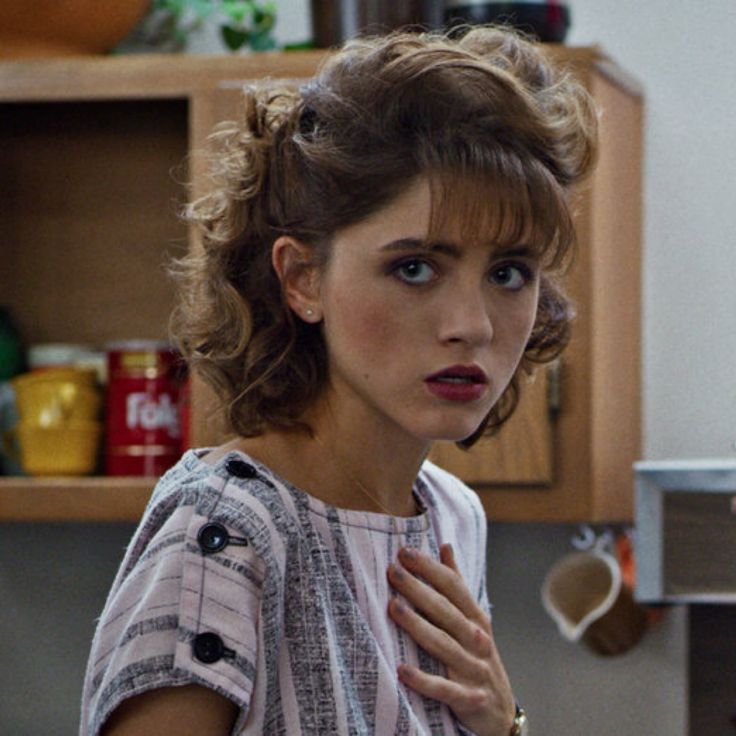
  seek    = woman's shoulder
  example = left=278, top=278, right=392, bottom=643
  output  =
left=146, top=448, right=214, bottom=509
left=124, top=449, right=299, bottom=573
left=83, top=449, right=270, bottom=736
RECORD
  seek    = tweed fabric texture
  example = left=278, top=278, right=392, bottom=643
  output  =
left=80, top=449, right=490, bottom=735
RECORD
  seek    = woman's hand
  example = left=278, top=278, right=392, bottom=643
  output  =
left=387, top=544, right=516, bottom=736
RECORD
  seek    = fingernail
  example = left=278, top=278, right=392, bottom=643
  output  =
left=400, top=547, right=417, bottom=561
left=393, top=598, right=407, bottom=615
left=389, top=563, right=405, bottom=581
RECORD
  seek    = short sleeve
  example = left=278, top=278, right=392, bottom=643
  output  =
left=82, top=504, right=263, bottom=736
left=175, top=510, right=263, bottom=705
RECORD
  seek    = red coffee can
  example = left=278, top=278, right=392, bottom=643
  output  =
left=105, top=341, right=186, bottom=476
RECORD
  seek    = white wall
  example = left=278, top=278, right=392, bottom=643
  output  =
left=568, top=0, right=736, bottom=461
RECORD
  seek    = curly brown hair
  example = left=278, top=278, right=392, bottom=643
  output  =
left=170, top=26, right=598, bottom=448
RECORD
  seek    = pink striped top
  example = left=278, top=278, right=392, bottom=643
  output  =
left=80, top=448, right=490, bottom=735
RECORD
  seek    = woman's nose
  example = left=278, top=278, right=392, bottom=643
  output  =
left=437, top=287, right=494, bottom=346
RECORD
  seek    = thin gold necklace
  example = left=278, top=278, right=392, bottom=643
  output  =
left=312, top=433, right=417, bottom=517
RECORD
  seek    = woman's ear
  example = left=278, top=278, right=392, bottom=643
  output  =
left=271, top=236, right=322, bottom=323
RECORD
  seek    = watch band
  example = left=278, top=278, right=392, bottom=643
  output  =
left=509, top=704, right=529, bottom=736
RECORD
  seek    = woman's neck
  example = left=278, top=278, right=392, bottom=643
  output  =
left=227, top=409, right=429, bottom=518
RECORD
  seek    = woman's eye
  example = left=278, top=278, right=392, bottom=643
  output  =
left=394, top=259, right=437, bottom=285
left=490, top=263, right=533, bottom=291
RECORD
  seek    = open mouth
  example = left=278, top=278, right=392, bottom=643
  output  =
left=425, top=365, right=488, bottom=384
left=424, top=365, right=488, bottom=402
left=432, top=376, right=480, bottom=384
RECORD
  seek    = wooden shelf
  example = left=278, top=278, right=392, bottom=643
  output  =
left=0, top=51, right=332, bottom=102
left=0, top=47, right=602, bottom=103
left=0, top=477, right=153, bottom=522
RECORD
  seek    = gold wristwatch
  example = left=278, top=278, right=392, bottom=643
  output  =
left=510, top=704, right=528, bottom=736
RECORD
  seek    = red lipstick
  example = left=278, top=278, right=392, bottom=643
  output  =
left=424, top=364, right=488, bottom=402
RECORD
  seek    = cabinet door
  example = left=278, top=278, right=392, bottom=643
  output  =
left=428, top=364, right=554, bottom=485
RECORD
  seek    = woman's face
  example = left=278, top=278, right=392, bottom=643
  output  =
left=314, top=177, right=541, bottom=447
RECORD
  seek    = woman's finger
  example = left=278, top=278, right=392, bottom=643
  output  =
left=397, top=546, right=490, bottom=630
left=388, top=597, right=489, bottom=681
left=440, top=542, right=460, bottom=573
left=397, top=663, right=491, bottom=716
left=388, top=562, right=491, bottom=657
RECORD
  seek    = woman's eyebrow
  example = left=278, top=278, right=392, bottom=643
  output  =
left=379, top=238, right=537, bottom=261
left=379, top=238, right=462, bottom=257
left=492, top=244, right=537, bottom=260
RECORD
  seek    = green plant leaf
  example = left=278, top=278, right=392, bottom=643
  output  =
left=221, top=24, right=250, bottom=51
left=221, top=1, right=250, bottom=23
left=144, top=0, right=277, bottom=52
left=255, top=15, right=275, bottom=33
left=153, top=0, right=184, bottom=11
left=250, top=31, right=276, bottom=51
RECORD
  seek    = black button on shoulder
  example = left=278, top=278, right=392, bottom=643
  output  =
left=197, top=522, right=229, bottom=554
left=196, top=522, right=249, bottom=555
left=225, top=457, right=257, bottom=479
left=192, top=632, right=235, bottom=664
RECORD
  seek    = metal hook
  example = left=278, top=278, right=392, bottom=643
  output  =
left=571, top=524, right=615, bottom=553
left=571, top=524, right=596, bottom=550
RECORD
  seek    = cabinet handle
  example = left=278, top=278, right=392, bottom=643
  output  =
left=547, top=360, right=562, bottom=418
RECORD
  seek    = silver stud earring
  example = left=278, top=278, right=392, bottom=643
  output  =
left=306, top=308, right=314, bottom=317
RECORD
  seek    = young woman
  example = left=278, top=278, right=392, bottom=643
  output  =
left=80, top=26, right=597, bottom=736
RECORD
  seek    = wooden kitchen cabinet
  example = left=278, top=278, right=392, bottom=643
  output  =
left=0, top=47, right=641, bottom=523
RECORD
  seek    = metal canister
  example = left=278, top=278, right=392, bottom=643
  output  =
left=105, top=341, right=185, bottom=476
left=310, top=1, right=442, bottom=48
left=443, top=1, right=571, bottom=43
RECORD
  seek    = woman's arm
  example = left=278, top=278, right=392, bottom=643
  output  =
left=101, top=684, right=239, bottom=736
